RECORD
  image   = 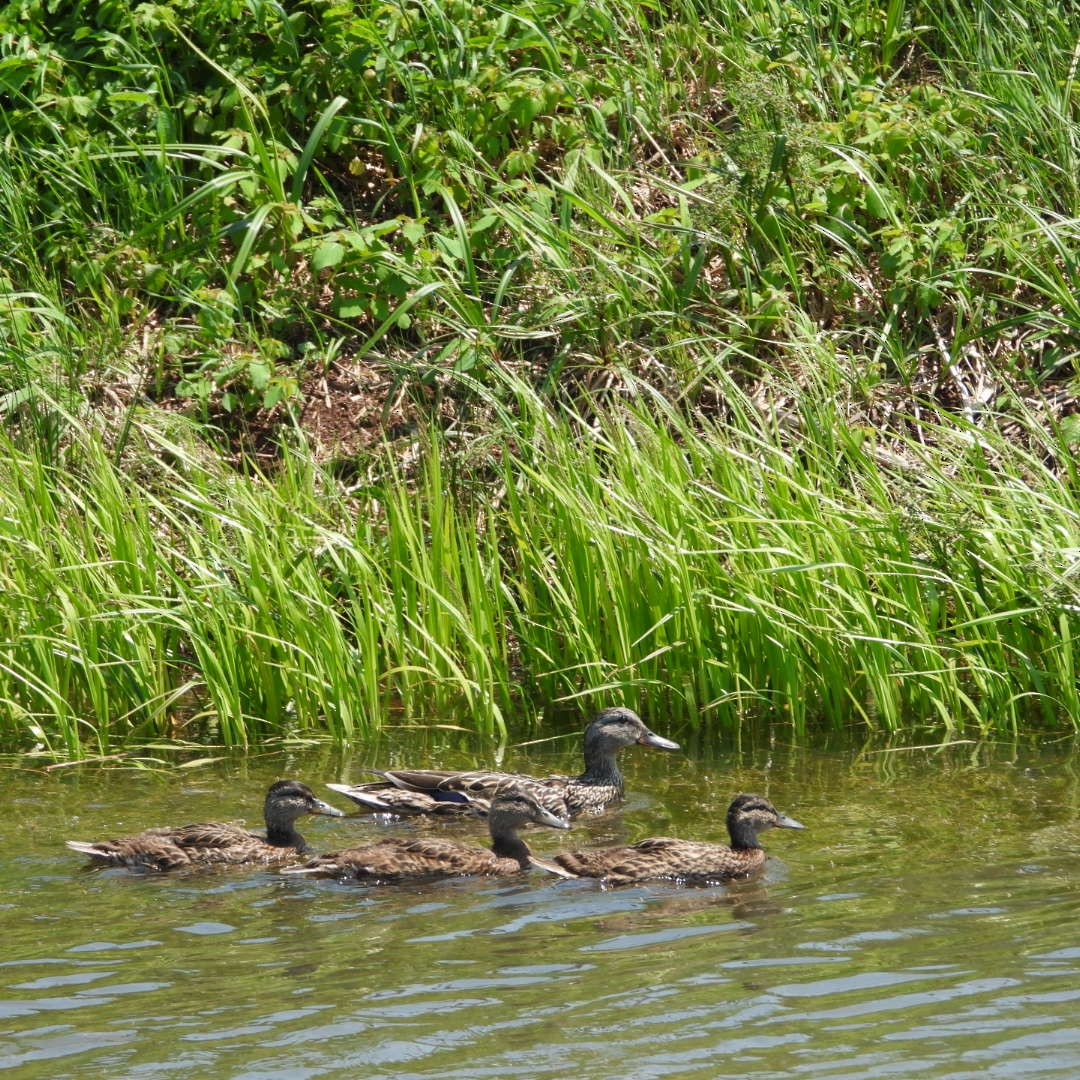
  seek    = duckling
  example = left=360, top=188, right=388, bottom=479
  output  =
left=327, top=706, right=679, bottom=820
left=65, top=779, right=345, bottom=871
left=552, top=793, right=804, bottom=886
left=282, top=790, right=573, bottom=881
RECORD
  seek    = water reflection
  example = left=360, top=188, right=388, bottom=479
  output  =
left=1, top=735, right=1078, bottom=1078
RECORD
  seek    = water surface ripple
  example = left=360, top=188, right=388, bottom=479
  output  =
left=2, top=735, right=1077, bottom=1078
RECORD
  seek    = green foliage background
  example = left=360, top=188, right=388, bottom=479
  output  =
left=0, top=0, right=1077, bottom=754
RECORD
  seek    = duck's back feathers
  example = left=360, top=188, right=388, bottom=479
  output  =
left=328, top=770, right=576, bottom=817
left=66, top=823, right=289, bottom=871
left=553, top=836, right=767, bottom=886
left=326, top=782, right=478, bottom=817
left=283, top=791, right=571, bottom=883
left=283, top=836, right=517, bottom=880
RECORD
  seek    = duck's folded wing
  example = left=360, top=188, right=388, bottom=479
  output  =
left=331, top=770, right=573, bottom=818
left=164, top=822, right=253, bottom=850
left=628, top=836, right=689, bottom=854
left=66, top=832, right=194, bottom=870
left=325, top=783, right=483, bottom=817
left=528, top=854, right=579, bottom=879
left=285, top=837, right=496, bottom=878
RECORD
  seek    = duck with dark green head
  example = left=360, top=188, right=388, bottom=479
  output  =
left=282, top=790, right=574, bottom=882
left=327, top=706, right=680, bottom=820
left=65, top=780, right=345, bottom=871
left=552, top=793, right=805, bottom=886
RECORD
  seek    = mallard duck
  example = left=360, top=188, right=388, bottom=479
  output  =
left=327, top=706, right=680, bottom=819
left=552, top=793, right=804, bottom=886
left=282, top=790, right=573, bottom=881
left=65, top=779, right=345, bottom=871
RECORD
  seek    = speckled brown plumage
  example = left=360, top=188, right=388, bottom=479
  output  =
left=327, top=707, right=680, bottom=820
left=65, top=780, right=345, bottom=871
left=553, top=793, right=805, bottom=886
left=281, top=791, right=573, bottom=881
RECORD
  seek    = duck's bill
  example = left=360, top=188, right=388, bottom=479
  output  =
left=536, top=807, right=572, bottom=830
left=638, top=730, right=680, bottom=751
left=776, top=813, right=805, bottom=830
left=309, top=798, right=346, bottom=818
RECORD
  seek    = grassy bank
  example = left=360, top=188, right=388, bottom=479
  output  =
left=0, top=1, right=1077, bottom=752
left=2, top=368, right=1076, bottom=755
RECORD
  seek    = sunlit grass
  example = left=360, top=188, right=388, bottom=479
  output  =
left=0, top=361, right=1075, bottom=755
left=1, top=0, right=1074, bottom=391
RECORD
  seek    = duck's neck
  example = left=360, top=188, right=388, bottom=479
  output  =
left=489, top=829, right=532, bottom=869
left=578, top=741, right=624, bottom=789
left=727, top=820, right=763, bottom=851
left=266, top=819, right=305, bottom=850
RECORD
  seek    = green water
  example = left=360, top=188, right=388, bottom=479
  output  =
left=2, top=727, right=1079, bottom=1079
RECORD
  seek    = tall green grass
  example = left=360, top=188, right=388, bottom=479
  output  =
left=0, top=419, right=519, bottom=755
left=0, top=360, right=1076, bottom=756
left=499, top=372, right=1080, bottom=735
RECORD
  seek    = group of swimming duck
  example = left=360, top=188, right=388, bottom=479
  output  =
left=66, top=706, right=805, bottom=887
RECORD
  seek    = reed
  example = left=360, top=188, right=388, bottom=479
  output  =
left=0, top=361, right=1075, bottom=755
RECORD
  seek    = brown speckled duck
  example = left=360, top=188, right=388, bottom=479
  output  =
left=65, top=780, right=345, bottom=871
left=552, top=793, right=805, bottom=886
left=327, top=706, right=680, bottom=820
left=282, top=791, right=573, bottom=882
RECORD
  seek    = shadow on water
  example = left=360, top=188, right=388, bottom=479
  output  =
left=2, top=725, right=1079, bottom=1078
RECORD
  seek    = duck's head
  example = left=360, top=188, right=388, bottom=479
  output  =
left=487, top=791, right=571, bottom=833
left=265, top=780, right=346, bottom=825
left=585, top=706, right=680, bottom=754
left=726, top=793, right=805, bottom=848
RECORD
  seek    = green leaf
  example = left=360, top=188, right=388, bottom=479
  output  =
left=248, top=361, right=271, bottom=390
left=401, top=218, right=427, bottom=244
left=1061, top=414, right=1080, bottom=446
left=312, top=240, right=346, bottom=270
left=336, top=298, right=369, bottom=318
left=864, top=185, right=890, bottom=221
